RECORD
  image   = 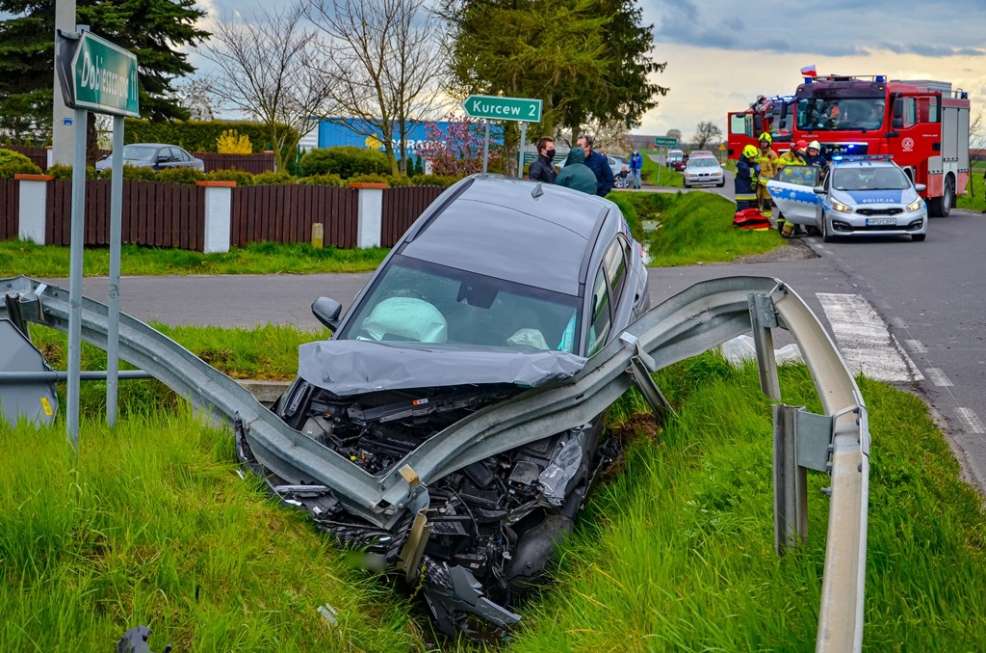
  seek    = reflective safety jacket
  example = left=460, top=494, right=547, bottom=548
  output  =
left=777, top=151, right=806, bottom=168
left=757, top=149, right=779, bottom=185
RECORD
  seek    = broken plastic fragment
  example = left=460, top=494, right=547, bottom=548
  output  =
left=317, top=604, right=338, bottom=626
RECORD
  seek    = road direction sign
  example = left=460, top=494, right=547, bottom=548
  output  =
left=464, top=94, right=542, bottom=123
left=58, top=31, right=139, bottom=117
left=654, top=136, right=678, bottom=148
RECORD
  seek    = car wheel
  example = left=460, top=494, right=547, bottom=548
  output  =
left=821, top=214, right=835, bottom=243
left=912, top=234, right=926, bottom=242
left=717, top=179, right=725, bottom=187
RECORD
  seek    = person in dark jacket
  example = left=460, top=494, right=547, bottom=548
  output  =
left=528, top=137, right=557, bottom=184
left=556, top=147, right=598, bottom=195
left=629, top=149, right=644, bottom=189
left=577, top=134, right=615, bottom=196
left=734, top=144, right=760, bottom=211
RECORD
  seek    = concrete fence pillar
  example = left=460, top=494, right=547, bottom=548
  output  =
left=353, top=182, right=386, bottom=248
left=196, top=180, right=236, bottom=253
left=15, top=173, right=53, bottom=244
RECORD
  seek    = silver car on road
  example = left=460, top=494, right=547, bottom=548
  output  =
left=682, top=155, right=725, bottom=188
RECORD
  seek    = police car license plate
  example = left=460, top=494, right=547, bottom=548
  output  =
left=866, top=217, right=897, bottom=226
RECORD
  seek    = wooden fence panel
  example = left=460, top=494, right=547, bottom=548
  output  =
left=0, top=179, right=18, bottom=239
left=230, top=185, right=358, bottom=248
left=381, top=186, right=444, bottom=246
left=46, top=180, right=204, bottom=249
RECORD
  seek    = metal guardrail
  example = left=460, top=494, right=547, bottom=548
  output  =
left=0, top=274, right=868, bottom=651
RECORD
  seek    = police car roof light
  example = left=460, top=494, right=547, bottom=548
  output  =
left=830, top=154, right=893, bottom=163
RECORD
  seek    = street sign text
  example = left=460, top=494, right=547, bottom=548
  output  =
left=464, top=95, right=542, bottom=123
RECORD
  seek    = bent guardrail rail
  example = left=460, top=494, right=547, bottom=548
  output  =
left=0, top=274, right=868, bottom=652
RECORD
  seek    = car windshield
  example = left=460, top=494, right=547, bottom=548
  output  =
left=797, top=97, right=885, bottom=131
left=340, top=255, right=581, bottom=353
left=122, top=145, right=158, bottom=160
left=688, top=158, right=718, bottom=168
left=833, top=166, right=910, bottom=191
left=776, top=165, right=820, bottom=186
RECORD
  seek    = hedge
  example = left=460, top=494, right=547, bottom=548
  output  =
left=0, top=148, right=42, bottom=179
left=124, top=119, right=298, bottom=155
left=299, top=147, right=391, bottom=178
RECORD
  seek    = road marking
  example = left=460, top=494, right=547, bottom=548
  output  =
left=816, top=292, right=924, bottom=383
left=957, top=407, right=985, bottom=434
left=905, top=338, right=927, bottom=354
left=924, top=367, right=954, bottom=387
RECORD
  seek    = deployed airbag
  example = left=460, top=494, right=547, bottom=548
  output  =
left=298, top=339, right=586, bottom=396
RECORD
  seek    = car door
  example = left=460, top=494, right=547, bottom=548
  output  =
left=767, top=165, right=822, bottom=225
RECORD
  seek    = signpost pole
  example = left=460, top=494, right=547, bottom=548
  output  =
left=66, top=107, right=88, bottom=448
left=517, top=122, right=528, bottom=178
left=106, top=115, right=124, bottom=427
left=482, top=121, right=490, bottom=174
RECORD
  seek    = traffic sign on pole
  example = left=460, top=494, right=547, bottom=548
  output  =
left=463, top=94, right=542, bottom=123
left=654, top=136, right=678, bottom=148
left=57, top=30, right=139, bottom=117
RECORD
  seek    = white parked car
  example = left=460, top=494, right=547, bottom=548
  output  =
left=682, top=156, right=725, bottom=188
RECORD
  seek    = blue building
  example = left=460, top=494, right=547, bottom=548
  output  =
left=316, top=118, right=503, bottom=160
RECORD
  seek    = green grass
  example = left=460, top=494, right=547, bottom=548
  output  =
left=641, top=150, right=684, bottom=187
left=0, top=240, right=388, bottom=277
left=957, top=165, right=985, bottom=212
left=508, top=355, right=986, bottom=652
left=0, top=410, right=418, bottom=652
left=613, top=191, right=783, bottom=266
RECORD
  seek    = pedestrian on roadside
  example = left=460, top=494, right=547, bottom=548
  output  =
left=555, top=147, right=598, bottom=195
left=734, top=144, right=760, bottom=211
left=756, top=132, right=779, bottom=211
left=576, top=134, right=615, bottom=196
left=528, top=137, right=557, bottom=184
left=805, top=140, right=825, bottom=167
left=629, top=149, right=644, bottom=189
left=778, top=140, right=808, bottom=168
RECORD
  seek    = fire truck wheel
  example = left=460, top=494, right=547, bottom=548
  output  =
left=929, top=175, right=954, bottom=217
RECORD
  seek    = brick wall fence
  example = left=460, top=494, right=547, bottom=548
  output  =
left=5, top=176, right=444, bottom=252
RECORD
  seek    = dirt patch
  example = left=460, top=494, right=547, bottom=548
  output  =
left=735, top=238, right=817, bottom=264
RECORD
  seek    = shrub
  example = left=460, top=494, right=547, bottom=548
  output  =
left=347, top=174, right=389, bottom=187
left=154, top=167, right=205, bottom=185
left=204, top=169, right=255, bottom=186
left=385, top=175, right=412, bottom=187
left=297, top=173, right=344, bottom=187
left=0, top=148, right=42, bottom=179
left=409, top=174, right=461, bottom=188
left=120, top=166, right=160, bottom=182
left=299, top=146, right=390, bottom=178
left=252, top=171, right=295, bottom=186
left=216, top=129, right=252, bottom=154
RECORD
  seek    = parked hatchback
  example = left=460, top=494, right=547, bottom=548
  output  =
left=95, top=144, right=204, bottom=172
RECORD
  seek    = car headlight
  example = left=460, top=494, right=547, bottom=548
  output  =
left=831, top=199, right=853, bottom=213
left=905, top=198, right=924, bottom=212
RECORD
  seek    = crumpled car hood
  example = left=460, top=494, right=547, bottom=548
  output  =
left=297, top=339, right=587, bottom=396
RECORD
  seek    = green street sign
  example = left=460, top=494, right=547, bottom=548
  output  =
left=464, top=94, right=542, bottom=123
left=63, top=32, right=139, bottom=117
left=654, top=136, right=678, bottom=148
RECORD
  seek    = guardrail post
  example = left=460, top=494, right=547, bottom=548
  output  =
left=196, top=180, right=235, bottom=253
left=15, top=173, right=53, bottom=244
left=353, top=182, right=385, bottom=248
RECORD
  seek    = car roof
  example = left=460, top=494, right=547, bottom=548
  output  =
left=690, top=150, right=715, bottom=157
left=127, top=143, right=180, bottom=149
left=829, top=159, right=900, bottom=169
left=401, top=175, right=613, bottom=297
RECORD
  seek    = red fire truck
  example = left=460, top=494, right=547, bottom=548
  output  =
left=726, top=95, right=795, bottom=158
left=728, top=73, right=971, bottom=216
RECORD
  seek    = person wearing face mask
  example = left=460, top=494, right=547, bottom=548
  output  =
left=529, top=136, right=558, bottom=184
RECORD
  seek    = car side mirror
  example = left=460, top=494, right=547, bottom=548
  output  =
left=914, top=183, right=927, bottom=193
left=813, top=185, right=826, bottom=194
left=311, top=296, right=342, bottom=331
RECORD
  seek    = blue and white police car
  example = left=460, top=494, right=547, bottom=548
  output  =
left=767, top=156, right=928, bottom=242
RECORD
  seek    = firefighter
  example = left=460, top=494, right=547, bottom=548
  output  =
left=778, top=140, right=808, bottom=168
left=756, top=132, right=779, bottom=211
left=806, top=140, right=825, bottom=166
left=735, top=144, right=760, bottom=211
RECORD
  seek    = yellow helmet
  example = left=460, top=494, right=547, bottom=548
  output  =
left=742, top=144, right=758, bottom=159
left=758, top=132, right=773, bottom=144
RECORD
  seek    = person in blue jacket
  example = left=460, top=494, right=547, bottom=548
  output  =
left=735, top=144, right=760, bottom=211
left=576, top=134, right=615, bottom=196
left=629, top=149, right=644, bottom=189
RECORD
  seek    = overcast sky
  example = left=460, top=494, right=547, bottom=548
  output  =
left=202, top=0, right=985, bottom=141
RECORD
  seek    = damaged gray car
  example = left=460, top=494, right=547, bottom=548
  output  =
left=241, top=176, right=650, bottom=635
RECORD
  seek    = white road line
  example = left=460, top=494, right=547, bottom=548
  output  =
left=905, top=338, right=927, bottom=354
left=957, top=407, right=985, bottom=434
left=925, top=368, right=954, bottom=387
left=816, top=292, right=924, bottom=383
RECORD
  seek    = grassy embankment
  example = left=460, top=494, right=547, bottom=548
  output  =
left=608, top=190, right=782, bottom=266
left=957, top=160, right=985, bottom=212
left=641, top=150, right=683, bottom=188
left=3, top=328, right=985, bottom=651
left=0, top=240, right=388, bottom=277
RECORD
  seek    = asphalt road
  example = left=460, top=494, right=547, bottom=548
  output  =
left=45, top=207, right=986, bottom=491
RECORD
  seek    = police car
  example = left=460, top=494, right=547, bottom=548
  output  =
left=767, top=156, right=928, bottom=242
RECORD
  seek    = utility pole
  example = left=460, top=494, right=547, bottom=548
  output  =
left=51, top=0, right=77, bottom=166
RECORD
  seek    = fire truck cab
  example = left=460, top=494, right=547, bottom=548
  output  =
left=726, top=95, right=796, bottom=159
left=793, top=75, right=970, bottom=216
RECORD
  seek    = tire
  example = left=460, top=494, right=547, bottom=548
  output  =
left=912, top=234, right=926, bottom=242
left=821, top=214, right=835, bottom=243
left=928, top=175, right=954, bottom=217
left=717, top=179, right=725, bottom=187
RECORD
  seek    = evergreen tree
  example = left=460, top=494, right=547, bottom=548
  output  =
left=0, top=0, right=208, bottom=144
